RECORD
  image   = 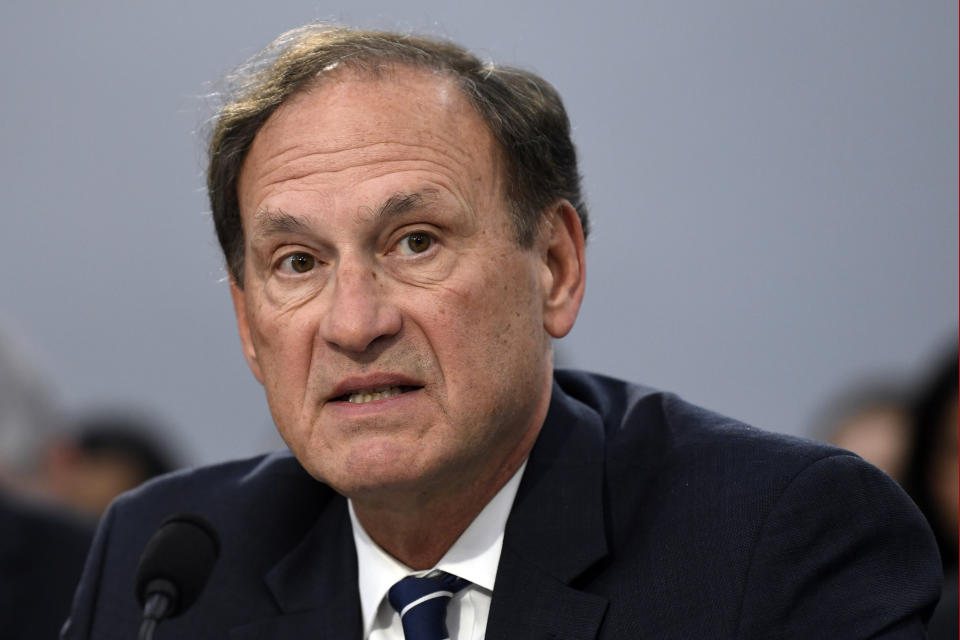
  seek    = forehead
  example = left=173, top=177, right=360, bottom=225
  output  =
left=238, top=67, right=502, bottom=216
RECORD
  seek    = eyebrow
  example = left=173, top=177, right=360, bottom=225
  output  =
left=251, top=188, right=443, bottom=237
left=373, top=188, right=441, bottom=219
left=251, top=209, right=312, bottom=237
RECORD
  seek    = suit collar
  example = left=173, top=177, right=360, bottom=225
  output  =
left=486, top=379, right=610, bottom=639
left=230, top=495, right=363, bottom=640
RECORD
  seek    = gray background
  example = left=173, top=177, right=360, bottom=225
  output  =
left=1, top=1, right=956, bottom=465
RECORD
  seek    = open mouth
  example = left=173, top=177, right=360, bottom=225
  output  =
left=331, top=385, right=421, bottom=404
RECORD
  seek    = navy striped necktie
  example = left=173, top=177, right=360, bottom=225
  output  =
left=387, top=571, right=470, bottom=640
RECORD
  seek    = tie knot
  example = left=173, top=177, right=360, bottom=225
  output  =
left=388, top=572, right=470, bottom=640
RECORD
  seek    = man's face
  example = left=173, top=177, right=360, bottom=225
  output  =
left=231, top=68, right=580, bottom=504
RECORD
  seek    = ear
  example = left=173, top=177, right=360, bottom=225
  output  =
left=229, top=278, right=265, bottom=385
left=539, top=200, right=586, bottom=338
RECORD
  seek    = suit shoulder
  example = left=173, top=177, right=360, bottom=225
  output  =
left=108, top=450, right=334, bottom=539
left=118, top=449, right=299, bottom=500
left=555, top=368, right=855, bottom=481
left=551, top=370, right=940, bottom=636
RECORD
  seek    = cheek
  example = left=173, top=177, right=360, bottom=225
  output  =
left=437, top=256, right=538, bottom=334
left=479, top=254, right=543, bottom=337
left=425, top=255, right=546, bottom=389
left=249, top=304, right=316, bottom=401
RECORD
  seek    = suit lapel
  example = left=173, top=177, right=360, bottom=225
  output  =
left=486, top=381, right=610, bottom=640
left=229, top=496, right=362, bottom=640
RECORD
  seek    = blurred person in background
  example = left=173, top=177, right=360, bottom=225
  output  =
left=817, top=380, right=913, bottom=484
left=0, top=331, right=93, bottom=640
left=1, top=329, right=182, bottom=518
left=0, top=488, right=93, bottom=640
left=904, top=344, right=959, bottom=640
left=39, top=412, right=181, bottom=518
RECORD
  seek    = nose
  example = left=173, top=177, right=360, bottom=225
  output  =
left=318, top=261, right=402, bottom=353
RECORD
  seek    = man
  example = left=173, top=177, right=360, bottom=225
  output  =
left=63, top=25, right=941, bottom=639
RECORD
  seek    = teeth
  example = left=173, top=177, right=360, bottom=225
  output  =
left=346, top=386, right=405, bottom=404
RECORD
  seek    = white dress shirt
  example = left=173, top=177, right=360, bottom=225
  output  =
left=349, top=461, right=528, bottom=640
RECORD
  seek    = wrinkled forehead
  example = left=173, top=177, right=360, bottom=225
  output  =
left=237, top=65, right=508, bottom=220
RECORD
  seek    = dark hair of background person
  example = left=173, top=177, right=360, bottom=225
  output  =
left=902, top=342, right=959, bottom=640
left=207, top=24, right=589, bottom=285
left=40, top=412, right=181, bottom=518
left=74, top=417, right=178, bottom=481
left=904, top=344, right=959, bottom=565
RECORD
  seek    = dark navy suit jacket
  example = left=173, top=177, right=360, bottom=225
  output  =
left=62, top=370, right=942, bottom=638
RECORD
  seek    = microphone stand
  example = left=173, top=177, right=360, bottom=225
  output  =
left=137, top=579, right=177, bottom=640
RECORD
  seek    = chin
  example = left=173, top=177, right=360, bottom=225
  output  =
left=330, top=467, right=439, bottom=505
left=303, top=442, right=432, bottom=494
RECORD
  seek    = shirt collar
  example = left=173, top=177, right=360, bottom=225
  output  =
left=349, top=460, right=528, bottom=638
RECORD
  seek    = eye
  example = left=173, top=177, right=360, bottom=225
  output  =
left=397, top=232, right=434, bottom=256
left=279, top=252, right=316, bottom=274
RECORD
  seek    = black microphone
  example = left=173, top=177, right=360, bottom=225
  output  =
left=134, top=514, right=220, bottom=640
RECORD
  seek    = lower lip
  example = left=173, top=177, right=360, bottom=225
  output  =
left=325, top=388, right=423, bottom=416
